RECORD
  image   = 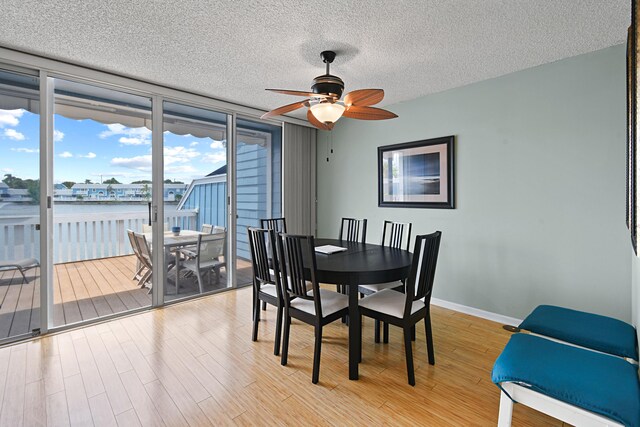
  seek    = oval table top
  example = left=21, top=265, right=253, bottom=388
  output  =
left=312, top=238, right=412, bottom=285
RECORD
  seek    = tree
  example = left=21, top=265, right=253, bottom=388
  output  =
left=131, top=180, right=151, bottom=184
left=61, top=181, right=75, bottom=189
left=164, top=179, right=184, bottom=184
left=84, top=179, right=93, bottom=184
left=174, top=194, right=183, bottom=202
left=106, top=184, right=114, bottom=199
left=103, top=177, right=121, bottom=184
left=3, top=174, right=26, bottom=189
left=141, top=184, right=151, bottom=201
left=25, top=179, right=39, bottom=204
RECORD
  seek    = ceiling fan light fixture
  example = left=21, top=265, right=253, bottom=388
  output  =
left=310, top=102, right=345, bottom=124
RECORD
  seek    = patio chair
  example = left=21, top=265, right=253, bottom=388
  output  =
left=0, top=258, right=39, bottom=284
left=133, top=232, right=176, bottom=293
left=127, top=229, right=149, bottom=286
left=180, top=233, right=226, bottom=293
left=201, top=224, right=214, bottom=234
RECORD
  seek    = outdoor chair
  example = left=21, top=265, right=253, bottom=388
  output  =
left=127, top=229, right=149, bottom=287
left=337, top=217, right=367, bottom=295
left=358, top=231, right=442, bottom=386
left=180, top=233, right=226, bottom=294
left=359, top=220, right=412, bottom=343
left=0, top=258, right=39, bottom=284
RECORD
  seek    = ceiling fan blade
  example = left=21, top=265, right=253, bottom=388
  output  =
left=343, top=89, right=384, bottom=107
left=343, top=106, right=398, bottom=120
left=260, top=100, right=309, bottom=119
left=307, top=109, right=334, bottom=130
left=266, top=89, right=329, bottom=98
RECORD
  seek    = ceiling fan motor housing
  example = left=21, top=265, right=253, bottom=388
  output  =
left=312, top=75, right=344, bottom=99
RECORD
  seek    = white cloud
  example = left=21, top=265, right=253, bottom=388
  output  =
left=11, top=147, right=38, bottom=153
left=165, top=165, right=197, bottom=174
left=78, top=152, right=96, bottom=159
left=210, top=140, right=224, bottom=150
left=3, top=128, right=25, bottom=141
left=54, top=130, right=64, bottom=142
left=190, top=141, right=199, bottom=147
left=111, top=155, right=152, bottom=171
left=202, top=152, right=227, bottom=164
left=0, top=109, right=24, bottom=128
left=119, top=136, right=149, bottom=146
left=1, top=168, right=14, bottom=174
left=59, top=151, right=73, bottom=158
left=164, top=146, right=200, bottom=164
left=100, top=123, right=151, bottom=145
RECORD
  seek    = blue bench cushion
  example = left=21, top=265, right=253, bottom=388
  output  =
left=492, top=334, right=640, bottom=427
left=519, top=305, right=638, bottom=361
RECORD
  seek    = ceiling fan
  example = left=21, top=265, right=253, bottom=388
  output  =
left=260, top=51, right=398, bottom=130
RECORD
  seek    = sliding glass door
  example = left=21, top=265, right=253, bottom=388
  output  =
left=162, top=101, right=230, bottom=302
left=51, top=78, right=153, bottom=327
left=234, top=118, right=282, bottom=286
left=0, top=68, right=41, bottom=342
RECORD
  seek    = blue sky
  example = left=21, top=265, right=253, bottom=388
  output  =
left=0, top=108, right=227, bottom=184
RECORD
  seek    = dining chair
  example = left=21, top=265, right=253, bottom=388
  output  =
left=133, top=232, right=155, bottom=292
left=201, top=223, right=214, bottom=234
left=260, top=217, right=287, bottom=233
left=180, top=233, right=226, bottom=293
left=339, top=217, right=367, bottom=244
left=248, top=227, right=284, bottom=355
left=277, top=233, right=349, bottom=384
left=358, top=231, right=442, bottom=386
left=359, top=220, right=412, bottom=343
left=127, top=229, right=149, bottom=286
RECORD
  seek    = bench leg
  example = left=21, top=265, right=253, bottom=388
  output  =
left=498, top=390, right=513, bottom=427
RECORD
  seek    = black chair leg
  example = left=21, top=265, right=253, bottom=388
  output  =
left=425, top=314, right=435, bottom=365
left=358, top=315, right=363, bottom=363
left=274, top=305, right=283, bottom=356
left=383, top=322, right=389, bottom=344
left=411, top=325, right=416, bottom=341
left=261, top=301, right=267, bottom=311
left=281, top=312, right=291, bottom=366
left=403, top=327, right=415, bottom=386
left=374, top=320, right=381, bottom=343
left=252, top=299, right=259, bottom=342
left=312, top=326, right=322, bottom=384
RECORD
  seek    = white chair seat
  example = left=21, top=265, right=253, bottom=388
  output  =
left=260, top=283, right=278, bottom=298
left=359, top=288, right=424, bottom=319
left=359, top=280, right=403, bottom=293
left=290, top=289, right=348, bottom=317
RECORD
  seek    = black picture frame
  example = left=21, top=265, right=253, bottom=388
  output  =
left=628, top=1, right=637, bottom=254
left=378, top=136, right=455, bottom=209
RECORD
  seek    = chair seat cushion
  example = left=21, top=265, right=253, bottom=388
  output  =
left=492, top=333, right=640, bottom=427
left=359, top=281, right=403, bottom=293
left=519, top=305, right=638, bottom=360
left=260, top=283, right=278, bottom=298
left=358, top=288, right=424, bottom=319
left=0, top=258, right=39, bottom=270
left=290, top=289, right=348, bottom=317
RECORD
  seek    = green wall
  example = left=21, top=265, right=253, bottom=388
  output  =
left=317, top=45, right=630, bottom=321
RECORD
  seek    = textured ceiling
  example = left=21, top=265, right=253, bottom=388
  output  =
left=0, top=1, right=630, bottom=120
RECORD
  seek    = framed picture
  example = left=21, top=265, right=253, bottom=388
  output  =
left=629, top=1, right=638, bottom=254
left=378, top=136, right=455, bottom=209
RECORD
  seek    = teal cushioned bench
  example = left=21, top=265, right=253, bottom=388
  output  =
left=492, top=333, right=640, bottom=427
left=519, top=305, right=638, bottom=361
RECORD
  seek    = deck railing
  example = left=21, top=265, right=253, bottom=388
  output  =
left=0, top=210, right=198, bottom=263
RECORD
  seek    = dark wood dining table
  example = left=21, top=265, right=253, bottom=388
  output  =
left=312, top=238, right=412, bottom=380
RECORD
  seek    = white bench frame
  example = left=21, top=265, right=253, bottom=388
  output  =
left=498, top=382, right=624, bottom=427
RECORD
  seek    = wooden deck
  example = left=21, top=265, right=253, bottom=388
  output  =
left=0, top=286, right=558, bottom=426
left=0, top=256, right=253, bottom=340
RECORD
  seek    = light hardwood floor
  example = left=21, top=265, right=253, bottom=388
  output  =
left=0, top=286, right=562, bottom=426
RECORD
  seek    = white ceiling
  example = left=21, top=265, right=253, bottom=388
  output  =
left=0, top=1, right=630, bottom=120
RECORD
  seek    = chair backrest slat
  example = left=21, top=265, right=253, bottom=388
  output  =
left=201, top=224, right=214, bottom=234
left=381, top=220, right=412, bottom=251
left=339, top=217, right=367, bottom=244
left=260, top=218, right=287, bottom=233
left=133, top=232, right=152, bottom=268
left=277, top=233, right=320, bottom=314
left=247, top=228, right=282, bottom=298
left=404, top=231, right=442, bottom=316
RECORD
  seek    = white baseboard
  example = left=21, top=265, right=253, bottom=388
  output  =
left=431, top=297, right=522, bottom=326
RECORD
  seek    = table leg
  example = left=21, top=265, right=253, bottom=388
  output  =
left=174, top=250, right=180, bottom=294
left=348, top=276, right=359, bottom=380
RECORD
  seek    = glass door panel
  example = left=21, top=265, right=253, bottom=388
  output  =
left=52, top=78, right=152, bottom=327
left=162, top=101, right=229, bottom=301
left=235, top=118, right=282, bottom=286
left=0, top=68, right=41, bottom=341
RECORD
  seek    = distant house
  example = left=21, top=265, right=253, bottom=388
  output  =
left=0, top=182, right=33, bottom=202
left=53, top=183, right=188, bottom=201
